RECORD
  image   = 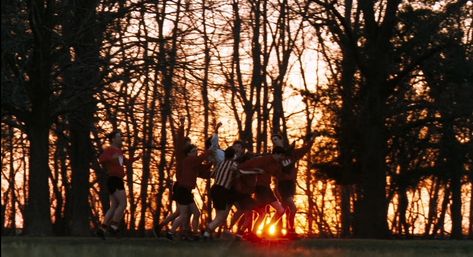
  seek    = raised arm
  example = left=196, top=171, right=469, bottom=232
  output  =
left=292, top=133, right=317, bottom=160
left=124, top=153, right=141, bottom=165
left=175, top=116, right=186, bottom=153
left=209, top=122, right=223, bottom=149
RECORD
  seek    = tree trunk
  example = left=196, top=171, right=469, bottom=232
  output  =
left=202, top=0, right=212, bottom=225
left=450, top=172, right=462, bottom=239
left=154, top=0, right=181, bottom=230
left=350, top=0, right=401, bottom=238
left=433, top=185, right=450, bottom=237
left=8, top=125, right=17, bottom=233
left=425, top=176, right=440, bottom=236
left=68, top=2, right=101, bottom=235
left=69, top=120, right=93, bottom=235
left=52, top=127, right=68, bottom=235
left=357, top=105, right=389, bottom=238
left=24, top=1, right=54, bottom=235
left=398, top=188, right=409, bottom=236
left=444, top=123, right=463, bottom=239
left=25, top=114, right=52, bottom=235
left=340, top=185, right=352, bottom=237
left=469, top=175, right=473, bottom=239
left=339, top=35, right=357, bottom=237
left=355, top=76, right=389, bottom=238
left=137, top=9, right=154, bottom=233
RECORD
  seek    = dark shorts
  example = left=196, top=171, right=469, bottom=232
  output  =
left=107, top=176, right=125, bottom=194
left=255, top=186, right=277, bottom=207
left=210, top=185, right=233, bottom=211
left=173, top=185, right=194, bottom=205
left=277, top=180, right=296, bottom=199
left=233, top=192, right=256, bottom=211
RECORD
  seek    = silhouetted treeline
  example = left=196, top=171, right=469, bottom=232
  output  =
left=1, top=0, right=471, bottom=238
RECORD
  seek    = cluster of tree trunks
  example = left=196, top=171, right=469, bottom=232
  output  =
left=1, top=0, right=471, bottom=238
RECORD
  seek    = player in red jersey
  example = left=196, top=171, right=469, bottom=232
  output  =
left=96, top=130, right=139, bottom=239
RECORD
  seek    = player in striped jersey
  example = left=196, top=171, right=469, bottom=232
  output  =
left=203, top=147, right=239, bottom=238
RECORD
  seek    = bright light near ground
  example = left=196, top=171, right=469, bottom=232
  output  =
left=281, top=228, right=287, bottom=236
left=256, top=223, right=264, bottom=236
left=258, top=224, right=264, bottom=230
left=268, top=225, right=276, bottom=236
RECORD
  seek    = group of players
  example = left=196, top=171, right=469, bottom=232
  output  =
left=96, top=117, right=315, bottom=241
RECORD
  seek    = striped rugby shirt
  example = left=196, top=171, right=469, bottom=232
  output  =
left=214, top=160, right=238, bottom=189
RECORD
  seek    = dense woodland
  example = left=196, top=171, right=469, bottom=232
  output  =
left=1, top=0, right=472, bottom=238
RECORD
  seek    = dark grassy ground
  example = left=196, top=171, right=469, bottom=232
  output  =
left=2, top=236, right=473, bottom=257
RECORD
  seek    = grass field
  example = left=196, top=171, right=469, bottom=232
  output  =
left=2, top=236, right=473, bottom=257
